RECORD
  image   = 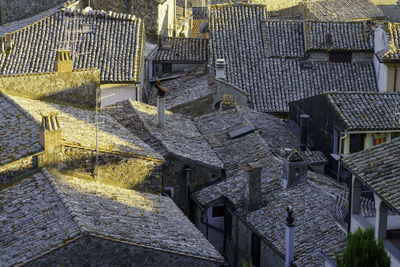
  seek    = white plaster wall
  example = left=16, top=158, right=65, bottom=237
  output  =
left=100, top=84, right=136, bottom=107
left=158, top=0, right=175, bottom=36
left=374, top=26, right=389, bottom=92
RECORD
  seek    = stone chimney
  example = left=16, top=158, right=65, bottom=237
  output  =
left=220, top=94, right=236, bottom=110
left=215, top=58, right=226, bottom=80
left=282, top=149, right=307, bottom=189
left=242, top=162, right=263, bottom=213
left=155, top=81, right=169, bottom=129
left=39, top=114, right=62, bottom=153
left=285, top=206, right=295, bottom=267
left=299, top=114, right=309, bottom=151
left=55, top=50, right=73, bottom=73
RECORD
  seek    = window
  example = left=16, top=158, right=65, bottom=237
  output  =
left=329, top=52, right=352, bottom=62
left=251, top=233, right=261, bottom=267
left=162, top=63, right=172, bottom=73
left=350, top=134, right=366, bottom=153
left=224, top=209, right=232, bottom=239
left=372, top=134, right=386, bottom=146
left=212, top=206, right=225, bottom=217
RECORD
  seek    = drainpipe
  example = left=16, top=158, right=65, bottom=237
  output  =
left=155, top=81, right=169, bottom=129
left=394, top=66, right=398, bottom=92
left=337, top=132, right=347, bottom=182
left=299, top=114, right=309, bottom=152
left=185, top=166, right=191, bottom=216
left=285, top=206, right=295, bottom=267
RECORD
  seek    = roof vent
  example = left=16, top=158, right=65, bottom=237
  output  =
left=216, top=58, right=226, bottom=80
left=1, top=35, right=13, bottom=53
left=229, top=124, right=256, bottom=139
left=301, top=61, right=313, bottom=69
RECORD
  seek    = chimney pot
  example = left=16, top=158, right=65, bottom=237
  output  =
left=242, top=162, right=263, bottom=213
left=215, top=58, right=226, bottom=80
left=155, top=82, right=168, bottom=129
left=285, top=206, right=295, bottom=267
left=39, top=114, right=62, bottom=153
left=55, top=50, right=73, bottom=73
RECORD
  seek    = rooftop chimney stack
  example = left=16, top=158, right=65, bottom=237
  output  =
left=55, top=50, right=73, bottom=73
left=299, top=114, right=309, bottom=151
left=282, top=150, right=307, bottom=189
left=242, top=162, right=263, bottom=213
left=285, top=206, right=295, bottom=267
left=155, top=81, right=169, bottom=129
left=216, top=58, right=226, bottom=80
left=221, top=94, right=236, bottom=110
left=39, top=114, right=62, bottom=153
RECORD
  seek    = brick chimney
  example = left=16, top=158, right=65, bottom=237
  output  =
left=299, top=114, right=309, bottom=151
left=39, top=114, right=62, bottom=153
left=242, top=162, right=263, bottom=213
left=55, top=50, right=73, bottom=73
left=155, top=81, right=169, bottom=129
left=282, top=149, right=307, bottom=189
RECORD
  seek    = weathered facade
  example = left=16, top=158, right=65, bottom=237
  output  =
left=289, top=92, right=400, bottom=176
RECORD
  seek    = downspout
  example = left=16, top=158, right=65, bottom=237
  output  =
left=337, top=132, right=347, bottom=182
left=394, top=66, right=398, bottom=92
left=185, top=167, right=191, bottom=216
left=347, top=173, right=352, bottom=233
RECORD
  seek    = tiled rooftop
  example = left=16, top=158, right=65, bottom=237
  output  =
left=342, top=137, right=400, bottom=213
left=53, top=171, right=224, bottom=261
left=192, top=107, right=347, bottom=266
left=0, top=171, right=80, bottom=266
left=301, top=0, right=385, bottom=21
left=128, top=100, right=223, bottom=168
left=148, top=65, right=213, bottom=110
left=0, top=5, right=144, bottom=83
left=154, top=37, right=208, bottom=63
left=0, top=93, right=43, bottom=166
left=376, top=22, right=400, bottom=62
left=0, top=169, right=224, bottom=265
left=305, top=21, right=374, bottom=51
left=326, top=92, right=400, bottom=130
left=209, top=4, right=378, bottom=113
left=8, top=95, right=162, bottom=160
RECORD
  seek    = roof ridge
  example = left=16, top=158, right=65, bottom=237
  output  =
left=41, top=168, right=89, bottom=236
left=325, top=91, right=400, bottom=95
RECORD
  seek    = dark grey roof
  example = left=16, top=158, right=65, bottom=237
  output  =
left=0, top=169, right=224, bottom=265
left=8, top=95, right=162, bottom=160
left=326, top=92, right=400, bottom=130
left=305, top=21, right=373, bottom=51
left=128, top=100, right=223, bottom=168
left=192, top=107, right=347, bottom=266
left=148, top=65, right=213, bottom=110
left=0, top=93, right=43, bottom=166
left=0, top=6, right=144, bottom=83
left=341, top=137, right=400, bottom=213
left=209, top=4, right=378, bottom=113
left=300, top=0, right=385, bottom=20
left=376, top=22, right=400, bottom=63
left=263, top=20, right=306, bottom=58
left=154, top=37, right=208, bottom=63
left=0, top=171, right=81, bottom=266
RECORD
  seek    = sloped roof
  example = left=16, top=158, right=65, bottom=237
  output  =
left=0, top=6, right=144, bottom=83
left=0, top=93, right=43, bottom=166
left=148, top=65, right=213, bottom=110
left=128, top=100, right=223, bottom=168
left=209, top=4, right=378, bottom=113
left=0, top=170, right=224, bottom=266
left=0, top=171, right=81, bottom=266
left=8, top=95, right=162, bottom=160
left=326, top=92, right=400, bottom=130
left=301, top=0, right=385, bottom=21
left=154, top=37, right=208, bottom=63
left=376, top=22, right=400, bottom=63
left=192, top=107, right=347, bottom=266
left=341, top=137, right=400, bottom=213
left=305, top=21, right=373, bottom=51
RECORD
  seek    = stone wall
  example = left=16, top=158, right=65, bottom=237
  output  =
left=164, top=153, right=222, bottom=213
left=0, top=0, right=65, bottom=24
left=61, top=146, right=163, bottom=194
left=170, top=93, right=214, bottom=118
left=0, top=153, right=41, bottom=187
left=0, top=70, right=100, bottom=108
left=27, top=235, right=220, bottom=267
left=214, top=79, right=249, bottom=110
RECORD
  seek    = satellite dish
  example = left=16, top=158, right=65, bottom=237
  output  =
left=199, top=22, right=209, bottom=34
